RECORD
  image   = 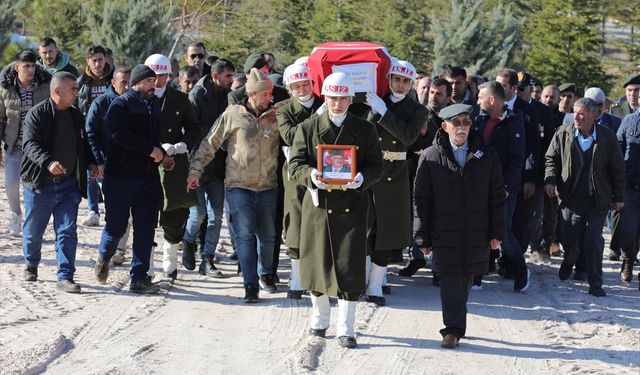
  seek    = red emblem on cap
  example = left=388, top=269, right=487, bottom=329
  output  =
left=325, top=85, right=349, bottom=93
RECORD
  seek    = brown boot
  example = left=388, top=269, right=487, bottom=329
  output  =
left=621, top=258, right=634, bottom=283
left=440, top=333, right=459, bottom=349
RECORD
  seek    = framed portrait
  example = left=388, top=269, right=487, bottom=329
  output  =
left=317, top=144, right=357, bottom=184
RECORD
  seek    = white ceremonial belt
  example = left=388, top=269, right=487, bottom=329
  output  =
left=382, top=151, right=407, bottom=161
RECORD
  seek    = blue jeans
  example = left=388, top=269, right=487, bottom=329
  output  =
left=501, top=193, right=527, bottom=274
left=183, top=180, right=225, bottom=256
left=23, top=177, right=81, bottom=280
left=86, top=174, right=101, bottom=214
left=98, top=176, right=161, bottom=283
left=225, top=187, right=277, bottom=286
left=224, top=198, right=236, bottom=250
left=4, top=149, right=22, bottom=215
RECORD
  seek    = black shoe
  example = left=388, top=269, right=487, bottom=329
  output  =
left=95, top=256, right=109, bottom=284
left=199, top=254, right=224, bottom=278
left=382, top=285, right=391, bottom=294
left=432, top=271, right=441, bottom=287
left=489, top=249, right=499, bottom=273
left=287, top=290, right=303, bottom=299
left=165, top=269, right=177, bottom=281
left=229, top=252, right=238, bottom=261
left=558, top=262, right=572, bottom=281
left=308, top=328, right=326, bottom=337
left=621, top=258, right=634, bottom=283
left=514, top=268, right=530, bottom=292
left=130, top=279, right=160, bottom=294
left=338, top=336, right=358, bottom=348
left=272, top=273, right=281, bottom=284
left=244, top=284, right=259, bottom=303
left=259, top=275, right=277, bottom=293
left=24, top=266, right=37, bottom=282
left=367, top=295, right=386, bottom=306
left=388, top=250, right=404, bottom=264
left=181, top=240, right=197, bottom=271
left=398, top=259, right=426, bottom=276
left=572, top=271, right=587, bottom=281
left=608, top=249, right=621, bottom=261
left=56, top=279, right=81, bottom=293
left=588, top=288, right=606, bottom=297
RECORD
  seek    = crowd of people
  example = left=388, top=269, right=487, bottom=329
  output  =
left=1, top=36, right=639, bottom=350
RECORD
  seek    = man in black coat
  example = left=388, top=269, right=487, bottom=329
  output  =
left=414, top=103, right=505, bottom=348
left=21, top=72, right=97, bottom=293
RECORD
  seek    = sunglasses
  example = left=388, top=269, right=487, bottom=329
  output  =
left=190, top=53, right=205, bottom=59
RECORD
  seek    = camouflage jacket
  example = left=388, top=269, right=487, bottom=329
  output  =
left=189, top=103, right=279, bottom=191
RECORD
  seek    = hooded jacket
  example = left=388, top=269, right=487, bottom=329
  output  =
left=0, top=62, right=52, bottom=153
left=37, top=50, right=80, bottom=77
left=77, top=63, right=114, bottom=116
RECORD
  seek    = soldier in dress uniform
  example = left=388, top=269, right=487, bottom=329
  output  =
left=289, top=72, right=383, bottom=348
left=143, top=54, right=200, bottom=280
left=363, top=60, right=428, bottom=305
left=276, top=63, right=323, bottom=299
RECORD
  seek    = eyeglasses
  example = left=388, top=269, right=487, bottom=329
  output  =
left=189, top=53, right=205, bottom=59
left=448, top=118, right=472, bottom=127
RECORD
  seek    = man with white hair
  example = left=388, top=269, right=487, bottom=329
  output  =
left=289, top=72, right=383, bottom=348
left=276, top=63, right=323, bottom=299
left=563, top=87, right=622, bottom=134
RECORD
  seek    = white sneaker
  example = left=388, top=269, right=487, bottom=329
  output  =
left=9, top=213, right=22, bottom=235
left=470, top=284, right=483, bottom=291
left=82, top=211, right=100, bottom=226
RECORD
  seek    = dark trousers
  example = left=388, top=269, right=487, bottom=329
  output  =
left=160, top=207, right=189, bottom=244
left=619, top=188, right=640, bottom=260
left=98, top=176, right=161, bottom=283
left=513, top=188, right=539, bottom=253
left=501, top=194, right=527, bottom=274
left=609, top=208, right=622, bottom=253
left=527, top=188, right=546, bottom=250
left=560, top=204, right=605, bottom=290
left=272, top=184, right=284, bottom=277
left=371, top=250, right=394, bottom=267
left=440, top=274, right=474, bottom=338
left=542, top=194, right=560, bottom=248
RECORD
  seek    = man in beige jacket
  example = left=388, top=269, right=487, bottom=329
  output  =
left=187, top=68, right=280, bottom=303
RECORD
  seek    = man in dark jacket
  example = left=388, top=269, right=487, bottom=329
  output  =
left=94, top=65, right=173, bottom=294
left=545, top=98, right=625, bottom=297
left=617, top=109, right=640, bottom=284
left=414, top=104, right=505, bottom=349
left=474, top=80, right=529, bottom=292
left=183, top=58, right=235, bottom=276
left=21, top=72, right=97, bottom=293
left=84, top=66, right=131, bottom=263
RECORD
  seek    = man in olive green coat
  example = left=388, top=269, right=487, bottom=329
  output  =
left=289, top=72, right=382, bottom=349
left=144, top=54, right=200, bottom=280
left=364, top=60, right=427, bottom=306
left=276, top=63, right=323, bottom=299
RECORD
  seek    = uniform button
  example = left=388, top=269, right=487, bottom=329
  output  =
left=345, top=208, right=350, bottom=213
left=327, top=189, right=332, bottom=192
left=328, top=209, right=333, bottom=214
left=387, top=177, right=392, bottom=182
left=168, top=129, right=172, bottom=133
left=176, top=111, right=180, bottom=116
left=392, top=140, right=397, bottom=144
left=378, top=137, right=382, bottom=141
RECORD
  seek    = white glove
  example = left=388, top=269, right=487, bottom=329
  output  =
left=315, top=102, right=327, bottom=115
left=365, top=92, right=387, bottom=116
left=344, top=172, right=364, bottom=190
left=161, top=143, right=175, bottom=156
left=310, top=168, right=328, bottom=190
left=173, top=142, right=188, bottom=154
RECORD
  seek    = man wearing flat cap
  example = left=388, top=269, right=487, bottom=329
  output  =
left=414, top=103, right=505, bottom=348
left=188, top=68, right=280, bottom=303
left=611, top=74, right=640, bottom=119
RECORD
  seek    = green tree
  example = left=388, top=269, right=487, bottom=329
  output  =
left=23, top=0, right=90, bottom=66
left=430, top=0, right=524, bottom=76
left=525, top=0, right=609, bottom=93
left=84, top=0, right=173, bottom=67
left=0, top=2, right=17, bottom=56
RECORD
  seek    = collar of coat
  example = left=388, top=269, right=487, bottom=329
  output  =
left=317, top=111, right=361, bottom=145
left=0, top=62, right=52, bottom=90
left=433, top=128, right=484, bottom=165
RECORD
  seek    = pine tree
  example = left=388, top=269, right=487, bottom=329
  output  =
left=525, top=0, right=609, bottom=93
left=84, top=0, right=173, bottom=67
left=430, top=0, right=523, bottom=76
left=0, top=2, right=17, bottom=56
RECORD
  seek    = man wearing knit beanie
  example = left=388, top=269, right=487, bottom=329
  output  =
left=228, top=52, right=290, bottom=285
left=188, top=67, right=281, bottom=303
left=94, top=63, right=174, bottom=294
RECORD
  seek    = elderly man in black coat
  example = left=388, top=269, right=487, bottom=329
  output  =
left=414, top=104, right=505, bottom=349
